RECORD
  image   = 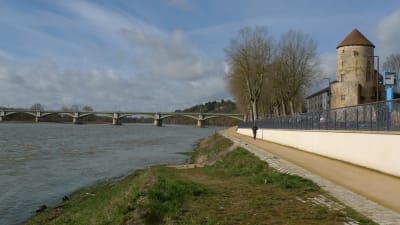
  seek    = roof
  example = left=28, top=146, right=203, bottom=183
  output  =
left=336, top=29, right=375, bottom=49
left=306, top=87, right=329, bottom=99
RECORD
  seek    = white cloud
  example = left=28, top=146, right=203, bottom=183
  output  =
left=376, top=8, right=400, bottom=60
left=0, top=1, right=230, bottom=111
left=319, top=52, right=337, bottom=80
left=120, top=29, right=223, bottom=81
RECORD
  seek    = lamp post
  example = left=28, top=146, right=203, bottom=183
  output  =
left=367, top=55, right=380, bottom=101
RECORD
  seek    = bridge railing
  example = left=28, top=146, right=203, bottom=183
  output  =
left=239, top=99, right=400, bottom=131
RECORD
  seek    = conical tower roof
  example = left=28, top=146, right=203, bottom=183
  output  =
left=336, top=29, right=375, bottom=49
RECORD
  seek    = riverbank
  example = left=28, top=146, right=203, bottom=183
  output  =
left=24, top=133, right=376, bottom=225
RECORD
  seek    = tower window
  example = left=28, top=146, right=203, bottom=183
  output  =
left=341, top=95, right=346, bottom=101
left=366, top=61, right=371, bottom=81
left=341, top=74, right=345, bottom=82
left=353, top=51, right=359, bottom=56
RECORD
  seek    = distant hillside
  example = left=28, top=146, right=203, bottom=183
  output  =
left=165, top=99, right=240, bottom=126
left=175, top=99, right=238, bottom=114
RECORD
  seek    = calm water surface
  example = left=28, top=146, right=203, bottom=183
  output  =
left=0, top=123, right=221, bottom=225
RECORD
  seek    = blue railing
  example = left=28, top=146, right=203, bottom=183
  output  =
left=239, top=99, right=400, bottom=131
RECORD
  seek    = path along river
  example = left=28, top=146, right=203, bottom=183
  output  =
left=0, top=123, right=221, bottom=225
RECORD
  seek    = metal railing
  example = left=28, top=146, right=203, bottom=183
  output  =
left=239, top=99, right=400, bottom=131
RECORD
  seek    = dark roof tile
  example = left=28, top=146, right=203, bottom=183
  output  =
left=336, top=29, right=375, bottom=49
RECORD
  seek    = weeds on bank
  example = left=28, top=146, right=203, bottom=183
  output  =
left=25, top=134, right=377, bottom=225
left=144, top=170, right=210, bottom=224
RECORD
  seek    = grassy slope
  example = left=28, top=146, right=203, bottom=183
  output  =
left=25, top=134, right=377, bottom=225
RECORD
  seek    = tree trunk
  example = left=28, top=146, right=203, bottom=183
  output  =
left=281, top=101, right=286, bottom=116
left=289, top=100, right=294, bottom=115
left=251, top=100, right=258, bottom=121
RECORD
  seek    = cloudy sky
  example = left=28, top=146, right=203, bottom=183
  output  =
left=1, top=0, right=400, bottom=111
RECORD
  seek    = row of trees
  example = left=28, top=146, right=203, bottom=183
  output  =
left=225, top=26, right=319, bottom=121
left=29, top=103, right=94, bottom=112
left=169, top=99, right=239, bottom=126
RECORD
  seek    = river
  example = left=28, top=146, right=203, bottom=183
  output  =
left=0, top=123, right=221, bottom=225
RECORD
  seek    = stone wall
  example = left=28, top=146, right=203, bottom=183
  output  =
left=332, top=45, right=376, bottom=108
left=330, top=81, right=359, bottom=108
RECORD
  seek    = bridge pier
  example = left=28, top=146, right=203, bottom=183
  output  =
left=112, top=118, right=122, bottom=125
left=112, top=113, right=122, bottom=125
left=35, top=111, right=41, bottom=123
left=197, top=120, right=205, bottom=128
left=154, top=119, right=163, bottom=127
left=154, top=113, right=163, bottom=127
left=197, top=113, right=205, bottom=128
left=72, top=112, right=80, bottom=124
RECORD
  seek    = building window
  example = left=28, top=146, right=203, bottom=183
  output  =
left=353, top=50, right=359, bottom=56
left=341, top=95, right=346, bottom=101
left=366, top=60, right=371, bottom=81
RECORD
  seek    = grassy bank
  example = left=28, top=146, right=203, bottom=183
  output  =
left=25, top=134, right=376, bottom=225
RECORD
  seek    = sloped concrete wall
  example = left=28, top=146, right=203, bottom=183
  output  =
left=237, top=128, right=400, bottom=177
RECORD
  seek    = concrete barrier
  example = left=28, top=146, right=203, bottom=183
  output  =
left=237, top=128, right=400, bottom=177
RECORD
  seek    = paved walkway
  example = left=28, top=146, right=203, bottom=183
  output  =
left=221, top=127, right=400, bottom=225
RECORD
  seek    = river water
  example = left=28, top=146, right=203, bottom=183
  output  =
left=0, top=123, right=220, bottom=225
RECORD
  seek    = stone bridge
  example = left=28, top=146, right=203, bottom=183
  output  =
left=0, top=110, right=245, bottom=127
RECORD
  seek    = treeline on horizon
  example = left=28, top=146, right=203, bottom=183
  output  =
left=0, top=100, right=239, bottom=126
left=168, top=99, right=239, bottom=126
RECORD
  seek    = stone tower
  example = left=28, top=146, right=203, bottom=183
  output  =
left=330, top=29, right=379, bottom=109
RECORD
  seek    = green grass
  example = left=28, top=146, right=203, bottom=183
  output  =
left=24, top=133, right=377, bottom=225
left=143, top=169, right=210, bottom=224
left=189, top=133, right=233, bottom=163
left=25, top=170, right=151, bottom=225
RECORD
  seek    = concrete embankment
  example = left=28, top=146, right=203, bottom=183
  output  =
left=237, top=128, right=400, bottom=177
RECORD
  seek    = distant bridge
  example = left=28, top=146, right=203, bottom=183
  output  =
left=0, top=109, right=245, bottom=127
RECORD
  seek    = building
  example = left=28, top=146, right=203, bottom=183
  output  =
left=306, top=29, right=385, bottom=112
left=330, top=29, right=385, bottom=109
left=305, top=87, right=330, bottom=112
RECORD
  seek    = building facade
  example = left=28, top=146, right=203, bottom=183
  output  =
left=306, top=29, right=385, bottom=112
left=305, top=87, right=330, bottom=112
left=330, top=29, right=385, bottom=109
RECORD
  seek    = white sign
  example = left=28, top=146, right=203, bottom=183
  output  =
left=384, top=71, right=397, bottom=86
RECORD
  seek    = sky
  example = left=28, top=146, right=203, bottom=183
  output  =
left=0, top=0, right=400, bottom=111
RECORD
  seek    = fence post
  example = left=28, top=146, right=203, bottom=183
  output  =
left=311, top=113, right=313, bottom=130
left=334, top=111, right=337, bottom=130
left=376, top=104, right=380, bottom=130
left=356, top=107, right=359, bottom=130
left=318, top=113, right=321, bottom=130
left=370, top=107, right=372, bottom=130
left=327, top=110, right=330, bottom=129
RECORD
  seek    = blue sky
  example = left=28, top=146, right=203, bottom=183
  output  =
left=1, top=0, right=400, bottom=111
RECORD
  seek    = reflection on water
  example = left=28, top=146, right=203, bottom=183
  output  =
left=0, top=123, right=220, bottom=225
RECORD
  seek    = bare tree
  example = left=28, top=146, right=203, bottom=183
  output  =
left=273, top=30, right=319, bottom=114
left=82, top=105, right=94, bottom=111
left=61, top=106, right=70, bottom=111
left=70, top=104, right=80, bottom=112
left=225, top=26, right=274, bottom=121
left=30, top=103, right=44, bottom=111
left=383, top=53, right=400, bottom=72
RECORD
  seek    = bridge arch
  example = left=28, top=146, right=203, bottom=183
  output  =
left=203, top=115, right=244, bottom=122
